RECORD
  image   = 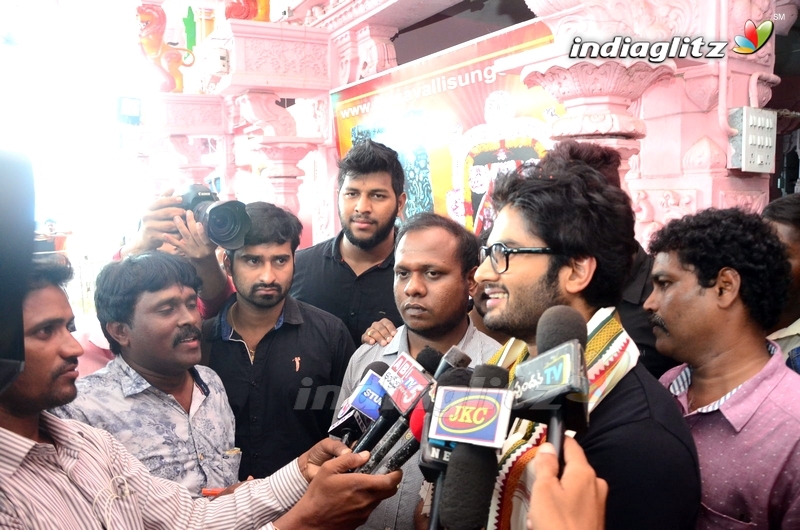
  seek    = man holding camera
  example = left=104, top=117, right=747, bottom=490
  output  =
left=76, top=187, right=236, bottom=377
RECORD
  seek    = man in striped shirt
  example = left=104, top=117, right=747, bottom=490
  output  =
left=0, top=255, right=401, bottom=529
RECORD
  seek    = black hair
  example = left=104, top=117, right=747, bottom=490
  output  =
left=26, top=254, right=73, bottom=295
left=492, top=161, right=637, bottom=309
left=648, top=208, right=790, bottom=331
left=94, top=252, right=202, bottom=354
left=397, top=212, right=479, bottom=276
left=762, top=194, right=800, bottom=232
left=536, top=140, right=622, bottom=188
left=226, top=202, right=303, bottom=262
left=337, top=139, right=405, bottom=199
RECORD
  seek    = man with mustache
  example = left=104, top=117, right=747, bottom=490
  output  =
left=291, top=139, right=407, bottom=345
left=203, top=202, right=356, bottom=480
left=52, top=251, right=239, bottom=497
left=648, top=208, right=800, bottom=528
left=4, top=255, right=402, bottom=528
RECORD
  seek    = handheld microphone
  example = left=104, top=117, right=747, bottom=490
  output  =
left=378, top=366, right=472, bottom=474
left=329, top=362, right=389, bottom=444
left=433, top=345, right=472, bottom=379
left=439, top=365, right=509, bottom=530
left=356, top=347, right=442, bottom=473
left=351, top=393, right=401, bottom=453
left=511, top=305, right=589, bottom=462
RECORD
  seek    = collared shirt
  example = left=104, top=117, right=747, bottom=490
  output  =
left=337, top=320, right=501, bottom=530
left=660, top=345, right=800, bottom=529
left=291, top=231, right=403, bottom=345
left=51, top=356, right=237, bottom=497
left=204, top=294, right=355, bottom=479
left=0, top=412, right=306, bottom=529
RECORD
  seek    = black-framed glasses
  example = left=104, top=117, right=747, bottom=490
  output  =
left=480, top=242, right=555, bottom=274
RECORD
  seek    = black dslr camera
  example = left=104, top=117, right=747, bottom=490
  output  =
left=179, top=184, right=251, bottom=250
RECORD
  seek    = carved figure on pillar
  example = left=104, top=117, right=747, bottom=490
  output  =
left=137, top=5, right=195, bottom=93
left=225, top=0, right=271, bottom=21
left=356, top=26, right=398, bottom=80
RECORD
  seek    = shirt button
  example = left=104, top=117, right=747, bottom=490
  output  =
left=198, top=453, right=204, bottom=460
left=253, top=453, right=260, bottom=460
left=250, top=381, right=258, bottom=387
left=251, top=416, right=258, bottom=422
left=350, top=311, right=356, bottom=316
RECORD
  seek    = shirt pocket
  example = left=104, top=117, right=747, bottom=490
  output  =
left=699, top=503, right=757, bottom=529
left=208, top=448, right=242, bottom=487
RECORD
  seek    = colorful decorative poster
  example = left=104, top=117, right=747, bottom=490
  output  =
left=332, top=19, right=562, bottom=233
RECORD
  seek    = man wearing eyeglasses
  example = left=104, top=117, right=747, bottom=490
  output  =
left=474, top=162, right=700, bottom=530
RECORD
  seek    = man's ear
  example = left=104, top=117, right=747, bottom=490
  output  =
left=223, top=253, right=233, bottom=277
left=466, top=266, right=479, bottom=298
left=397, top=192, right=408, bottom=215
left=105, top=322, right=131, bottom=349
left=714, top=267, right=741, bottom=309
left=561, top=256, right=597, bottom=296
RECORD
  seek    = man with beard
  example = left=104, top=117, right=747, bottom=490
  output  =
left=1, top=255, right=403, bottom=529
left=52, top=251, right=238, bottom=497
left=474, top=163, right=700, bottom=530
left=336, top=212, right=501, bottom=530
left=291, top=139, right=407, bottom=345
left=203, top=202, right=356, bottom=479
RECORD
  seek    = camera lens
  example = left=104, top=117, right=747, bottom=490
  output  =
left=196, top=200, right=251, bottom=250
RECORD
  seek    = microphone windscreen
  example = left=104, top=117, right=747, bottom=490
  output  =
left=470, top=364, right=509, bottom=389
left=416, top=346, right=444, bottom=375
left=409, top=401, right=426, bottom=441
left=436, top=367, right=472, bottom=388
left=378, top=393, right=400, bottom=418
left=536, top=305, right=587, bottom=352
left=362, top=361, right=390, bottom=378
left=439, top=443, right=499, bottom=530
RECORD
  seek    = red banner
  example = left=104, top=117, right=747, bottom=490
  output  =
left=332, top=20, right=561, bottom=232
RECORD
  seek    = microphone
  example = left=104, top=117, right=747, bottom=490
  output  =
left=356, top=347, right=442, bottom=473
left=439, top=365, right=509, bottom=530
left=511, top=305, right=589, bottom=462
left=418, top=367, right=472, bottom=530
left=378, top=366, right=472, bottom=474
left=351, top=393, right=400, bottom=453
left=433, top=345, right=472, bottom=379
left=329, top=361, right=389, bottom=445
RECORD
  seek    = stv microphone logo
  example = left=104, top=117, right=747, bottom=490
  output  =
left=732, top=19, right=774, bottom=54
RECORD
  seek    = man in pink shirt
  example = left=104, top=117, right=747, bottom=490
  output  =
left=646, top=208, right=800, bottom=528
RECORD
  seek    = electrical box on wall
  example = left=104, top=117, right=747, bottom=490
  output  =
left=204, top=48, right=229, bottom=76
left=728, top=107, right=777, bottom=173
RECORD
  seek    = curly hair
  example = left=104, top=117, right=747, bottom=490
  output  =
left=648, top=208, right=790, bottom=330
left=536, top=140, right=622, bottom=188
left=492, top=160, right=637, bottom=309
left=337, top=139, right=405, bottom=199
left=397, top=212, right=479, bottom=276
left=95, top=252, right=202, bottom=355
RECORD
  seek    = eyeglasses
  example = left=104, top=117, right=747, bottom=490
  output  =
left=480, top=242, right=555, bottom=274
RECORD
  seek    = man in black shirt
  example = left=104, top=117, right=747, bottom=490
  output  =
left=202, top=202, right=356, bottom=479
left=475, top=162, right=700, bottom=529
left=291, top=140, right=407, bottom=345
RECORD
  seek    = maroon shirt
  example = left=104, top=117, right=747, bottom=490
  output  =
left=660, top=348, right=800, bottom=529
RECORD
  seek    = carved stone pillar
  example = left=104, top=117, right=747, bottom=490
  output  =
left=254, top=141, right=322, bottom=215
left=523, top=60, right=673, bottom=188
left=356, top=25, right=398, bottom=80
left=169, top=135, right=216, bottom=186
left=334, top=30, right=360, bottom=86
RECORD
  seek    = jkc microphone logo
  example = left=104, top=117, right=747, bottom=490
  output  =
left=732, top=19, right=774, bottom=54
left=431, top=387, right=513, bottom=448
left=439, top=395, right=501, bottom=435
